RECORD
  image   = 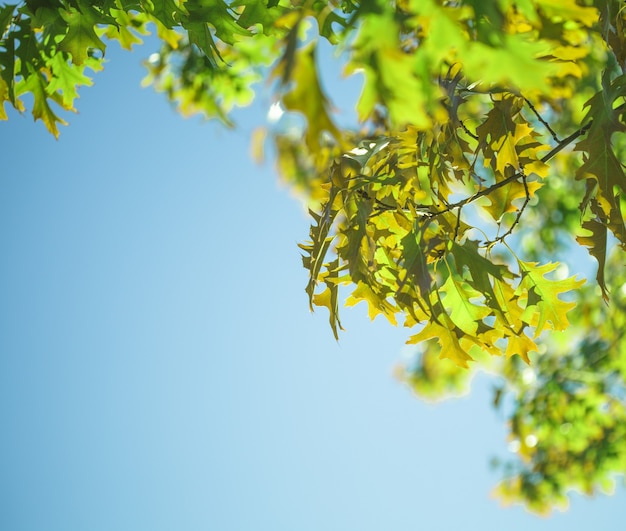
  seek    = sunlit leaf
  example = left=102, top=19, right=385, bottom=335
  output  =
left=58, top=3, right=107, bottom=65
left=16, top=68, right=66, bottom=137
left=277, top=42, right=343, bottom=154
left=517, top=261, right=585, bottom=336
left=408, top=319, right=473, bottom=368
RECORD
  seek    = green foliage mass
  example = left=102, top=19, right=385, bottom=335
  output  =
left=3, top=0, right=626, bottom=514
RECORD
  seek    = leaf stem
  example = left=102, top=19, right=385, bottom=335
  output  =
left=523, top=97, right=561, bottom=143
left=491, top=170, right=530, bottom=244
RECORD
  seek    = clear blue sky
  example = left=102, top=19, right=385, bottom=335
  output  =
left=1, top=37, right=624, bottom=531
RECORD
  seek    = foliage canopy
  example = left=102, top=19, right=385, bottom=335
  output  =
left=3, top=0, right=626, bottom=514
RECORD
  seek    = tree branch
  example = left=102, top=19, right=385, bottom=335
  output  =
left=424, top=118, right=594, bottom=219
left=523, top=97, right=561, bottom=143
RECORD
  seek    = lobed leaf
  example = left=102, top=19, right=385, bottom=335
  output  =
left=517, top=261, right=585, bottom=337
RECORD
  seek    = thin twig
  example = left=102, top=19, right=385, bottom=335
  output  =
left=459, top=119, right=478, bottom=140
left=491, top=170, right=530, bottom=244
left=453, top=206, right=462, bottom=241
left=523, top=97, right=561, bottom=143
left=355, top=103, right=621, bottom=226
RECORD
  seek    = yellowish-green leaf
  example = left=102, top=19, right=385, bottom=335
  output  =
left=58, top=5, right=107, bottom=65
left=493, top=278, right=526, bottom=330
left=311, top=259, right=343, bottom=340
left=345, top=282, right=398, bottom=325
left=407, top=318, right=473, bottom=368
left=17, top=70, right=66, bottom=138
left=0, top=76, right=9, bottom=120
left=536, top=0, right=598, bottom=27
left=440, top=272, right=490, bottom=336
left=46, top=53, right=99, bottom=110
left=518, top=261, right=585, bottom=336
left=102, top=9, right=149, bottom=50
left=278, top=43, right=343, bottom=154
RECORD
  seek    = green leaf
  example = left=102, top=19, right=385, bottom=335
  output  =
left=144, top=0, right=185, bottom=28
left=398, top=227, right=432, bottom=299
left=575, top=73, right=626, bottom=242
left=46, top=52, right=99, bottom=110
left=234, top=0, right=284, bottom=33
left=0, top=3, right=16, bottom=37
left=0, top=28, right=17, bottom=107
left=450, top=240, right=512, bottom=289
left=186, top=21, right=223, bottom=65
left=58, top=4, right=107, bottom=65
left=346, top=8, right=435, bottom=128
left=102, top=9, right=149, bottom=50
left=185, top=0, right=250, bottom=44
left=336, top=204, right=373, bottom=283
left=16, top=68, right=66, bottom=137
left=299, top=175, right=341, bottom=308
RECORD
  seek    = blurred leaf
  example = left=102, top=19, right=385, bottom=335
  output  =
left=277, top=42, right=343, bottom=154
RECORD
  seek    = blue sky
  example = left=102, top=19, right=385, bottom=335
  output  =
left=1, top=37, right=625, bottom=531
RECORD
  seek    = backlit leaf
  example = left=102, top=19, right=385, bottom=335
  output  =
left=278, top=42, right=343, bottom=154
left=518, top=261, right=585, bottom=336
left=16, top=68, right=66, bottom=137
left=408, top=319, right=473, bottom=368
left=440, top=272, right=490, bottom=336
left=576, top=216, right=609, bottom=301
left=58, top=4, right=107, bottom=65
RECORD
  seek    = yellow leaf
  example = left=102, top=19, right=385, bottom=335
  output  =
left=524, top=160, right=550, bottom=178
left=250, top=126, right=267, bottom=164
left=537, top=0, right=598, bottom=27
left=482, top=177, right=541, bottom=221
left=345, top=282, right=398, bottom=325
left=493, top=279, right=526, bottom=328
left=505, top=332, right=538, bottom=363
left=312, top=286, right=343, bottom=340
left=408, top=318, right=473, bottom=368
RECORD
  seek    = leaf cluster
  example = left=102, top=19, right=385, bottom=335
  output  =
left=0, top=1, right=358, bottom=133
left=270, top=0, right=626, bottom=511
